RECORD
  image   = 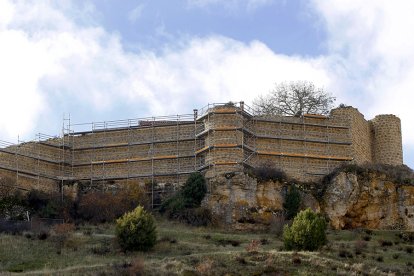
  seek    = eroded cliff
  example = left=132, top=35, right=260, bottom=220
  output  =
left=203, top=166, right=414, bottom=230
left=322, top=172, right=414, bottom=230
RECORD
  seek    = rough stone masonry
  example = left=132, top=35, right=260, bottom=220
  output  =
left=0, top=102, right=403, bottom=192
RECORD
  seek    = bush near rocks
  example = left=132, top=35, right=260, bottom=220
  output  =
left=181, top=172, right=208, bottom=208
left=159, top=173, right=213, bottom=226
left=116, top=206, right=157, bottom=252
left=77, top=184, right=149, bottom=223
left=283, top=208, right=327, bottom=251
left=161, top=172, right=207, bottom=212
left=249, top=163, right=288, bottom=183
left=322, top=163, right=414, bottom=186
left=283, top=185, right=301, bottom=220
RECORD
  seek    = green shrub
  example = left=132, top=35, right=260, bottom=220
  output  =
left=115, top=206, right=157, bottom=251
left=0, top=192, right=27, bottom=220
left=249, top=163, right=287, bottom=183
left=78, top=191, right=121, bottom=223
left=26, top=190, right=64, bottom=219
left=159, top=195, right=186, bottom=215
left=160, top=172, right=207, bottom=219
left=283, top=185, right=301, bottom=220
left=181, top=172, right=207, bottom=208
left=0, top=177, right=28, bottom=220
left=77, top=185, right=149, bottom=223
left=283, top=208, right=327, bottom=251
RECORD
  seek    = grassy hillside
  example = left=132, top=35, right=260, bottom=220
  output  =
left=0, top=218, right=413, bottom=275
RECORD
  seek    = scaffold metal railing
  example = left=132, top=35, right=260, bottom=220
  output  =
left=0, top=102, right=354, bottom=198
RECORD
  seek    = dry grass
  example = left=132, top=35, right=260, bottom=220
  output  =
left=0, top=218, right=413, bottom=275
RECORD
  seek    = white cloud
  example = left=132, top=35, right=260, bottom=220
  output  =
left=310, top=0, right=414, bottom=162
left=128, top=4, right=145, bottom=23
left=0, top=29, right=46, bottom=138
left=0, top=0, right=329, bottom=141
left=125, top=37, right=330, bottom=113
left=1, top=0, right=413, bottom=167
left=0, top=0, right=14, bottom=29
left=187, top=0, right=276, bottom=11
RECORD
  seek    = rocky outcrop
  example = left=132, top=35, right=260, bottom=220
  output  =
left=203, top=173, right=319, bottom=229
left=203, top=170, right=414, bottom=230
left=322, top=172, right=414, bottom=230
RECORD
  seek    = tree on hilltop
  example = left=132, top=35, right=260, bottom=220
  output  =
left=254, top=81, right=336, bottom=116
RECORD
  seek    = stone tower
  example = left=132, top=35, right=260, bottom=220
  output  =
left=196, top=103, right=245, bottom=179
left=370, top=115, right=403, bottom=165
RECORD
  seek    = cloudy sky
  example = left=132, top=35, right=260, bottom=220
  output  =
left=0, top=0, right=413, bottom=168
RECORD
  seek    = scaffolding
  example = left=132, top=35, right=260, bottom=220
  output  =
left=68, top=114, right=196, bottom=208
left=194, top=101, right=352, bottom=181
left=0, top=131, right=67, bottom=194
left=0, top=101, right=354, bottom=204
left=249, top=110, right=352, bottom=180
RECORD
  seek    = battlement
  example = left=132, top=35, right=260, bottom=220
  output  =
left=0, top=102, right=403, bottom=198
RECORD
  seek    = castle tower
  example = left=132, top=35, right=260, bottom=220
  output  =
left=196, top=103, right=245, bottom=178
left=370, top=115, right=403, bottom=165
left=330, top=106, right=373, bottom=164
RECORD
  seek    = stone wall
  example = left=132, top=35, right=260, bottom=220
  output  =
left=70, top=123, right=196, bottom=186
left=0, top=139, right=62, bottom=191
left=370, top=115, right=403, bottom=165
left=249, top=115, right=352, bottom=181
left=197, top=107, right=245, bottom=178
left=331, top=107, right=374, bottom=164
left=330, top=107, right=403, bottom=167
left=0, top=102, right=404, bottom=193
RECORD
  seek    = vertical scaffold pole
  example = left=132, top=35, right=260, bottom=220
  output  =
left=193, top=109, right=198, bottom=171
left=240, top=102, right=244, bottom=155
left=16, top=135, right=19, bottom=186
left=37, top=134, right=40, bottom=187
left=91, top=123, right=94, bottom=186
left=302, top=115, right=307, bottom=180
left=151, top=117, right=155, bottom=209
left=70, top=115, right=74, bottom=179
left=279, top=116, right=282, bottom=172
left=326, top=120, right=330, bottom=174
left=176, top=115, right=179, bottom=186
left=61, top=114, right=65, bottom=203
left=127, top=120, right=131, bottom=186
left=103, top=121, right=106, bottom=183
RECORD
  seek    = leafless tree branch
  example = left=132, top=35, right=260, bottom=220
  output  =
left=253, top=81, right=336, bottom=116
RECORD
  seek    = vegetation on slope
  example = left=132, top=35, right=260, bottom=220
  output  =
left=1, top=218, right=413, bottom=275
left=116, top=206, right=157, bottom=252
left=283, top=208, right=327, bottom=251
left=160, top=172, right=211, bottom=226
left=323, top=163, right=414, bottom=186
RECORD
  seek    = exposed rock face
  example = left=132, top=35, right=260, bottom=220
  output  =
left=203, top=173, right=319, bottom=229
left=323, top=172, right=414, bottom=230
left=203, top=171, right=414, bottom=230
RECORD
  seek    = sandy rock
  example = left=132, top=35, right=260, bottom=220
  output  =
left=203, top=173, right=285, bottom=227
left=323, top=172, right=414, bottom=230
left=399, top=186, right=414, bottom=230
left=300, top=191, right=320, bottom=213
left=204, top=170, right=413, bottom=230
left=203, top=173, right=319, bottom=228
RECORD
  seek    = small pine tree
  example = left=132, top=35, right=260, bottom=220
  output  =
left=283, top=184, right=301, bottom=220
left=283, top=208, right=327, bottom=251
left=116, top=206, right=157, bottom=251
left=159, top=173, right=208, bottom=225
left=181, top=172, right=207, bottom=208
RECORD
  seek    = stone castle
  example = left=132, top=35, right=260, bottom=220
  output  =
left=0, top=102, right=403, bottom=195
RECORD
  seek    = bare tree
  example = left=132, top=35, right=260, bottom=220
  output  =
left=254, top=81, right=336, bottom=116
